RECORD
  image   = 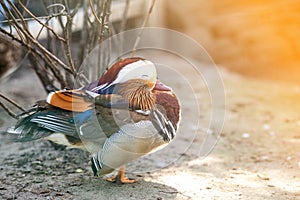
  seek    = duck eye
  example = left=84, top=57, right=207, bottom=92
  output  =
left=141, top=74, right=149, bottom=79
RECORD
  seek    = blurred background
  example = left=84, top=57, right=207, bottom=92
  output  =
left=1, top=0, right=299, bottom=83
left=1, top=1, right=300, bottom=199
left=152, top=0, right=300, bottom=83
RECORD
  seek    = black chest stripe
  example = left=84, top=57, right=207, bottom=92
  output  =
left=151, top=109, right=175, bottom=142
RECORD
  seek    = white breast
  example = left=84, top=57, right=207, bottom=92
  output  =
left=97, top=120, right=167, bottom=176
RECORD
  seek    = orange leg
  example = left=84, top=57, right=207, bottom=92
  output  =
left=106, top=165, right=136, bottom=184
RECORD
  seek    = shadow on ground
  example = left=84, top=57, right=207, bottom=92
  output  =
left=0, top=136, right=178, bottom=200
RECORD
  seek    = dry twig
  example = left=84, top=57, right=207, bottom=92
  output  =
left=0, top=93, right=26, bottom=119
left=132, top=0, right=156, bottom=56
left=0, top=0, right=155, bottom=119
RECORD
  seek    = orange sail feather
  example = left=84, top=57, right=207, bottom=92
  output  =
left=47, top=90, right=93, bottom=112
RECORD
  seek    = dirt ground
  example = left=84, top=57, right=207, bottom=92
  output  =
left=1, top=61, right=300, bottom=200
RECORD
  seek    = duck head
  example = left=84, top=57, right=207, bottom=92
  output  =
left=86, top=57, right=160, bottom=110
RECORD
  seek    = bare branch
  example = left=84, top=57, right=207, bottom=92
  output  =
left=132, top=0, right=156, bottom=55
left=0, top=28, right=67, bottom=89
left=89, top=0, right=103, bottom=25
left=62, top=1, right=78, bottom=87
left=0, top=2, right=26, bottom=42
left=120, top=0, right=130, bottom=33
left=0, top=0, right=134, bottom=119
left=0, top=93, right=26, bottom=119
left=78, top=0, right=90, bottom=66
left=1, top=3, right=73, bottom=76
left=6, top=0, right=29, bottom=34
left=0, top=101, right=18, bottom=119
left=17, top=1, right=66, bottom=41
left=29, top=54, right=59, bottom=92
left=0, top=93, right=25, bottom=112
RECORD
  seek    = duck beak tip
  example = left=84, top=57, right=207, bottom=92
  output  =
left=154, top=80, right=172, bottom=91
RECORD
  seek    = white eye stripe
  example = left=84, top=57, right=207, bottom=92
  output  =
left=111, top=60, right=157, bottom=85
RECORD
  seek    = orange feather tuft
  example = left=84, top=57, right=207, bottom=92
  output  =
left=47, top=90, right=93, bottom=112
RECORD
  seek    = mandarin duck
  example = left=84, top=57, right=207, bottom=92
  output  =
left=8, top=57, right=181, bottom=184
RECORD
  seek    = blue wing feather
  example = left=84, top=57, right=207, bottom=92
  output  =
left=10, top=108, right=81, bottom=141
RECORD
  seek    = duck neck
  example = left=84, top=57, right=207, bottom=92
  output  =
left=119, top=79, right=156, bottom=111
